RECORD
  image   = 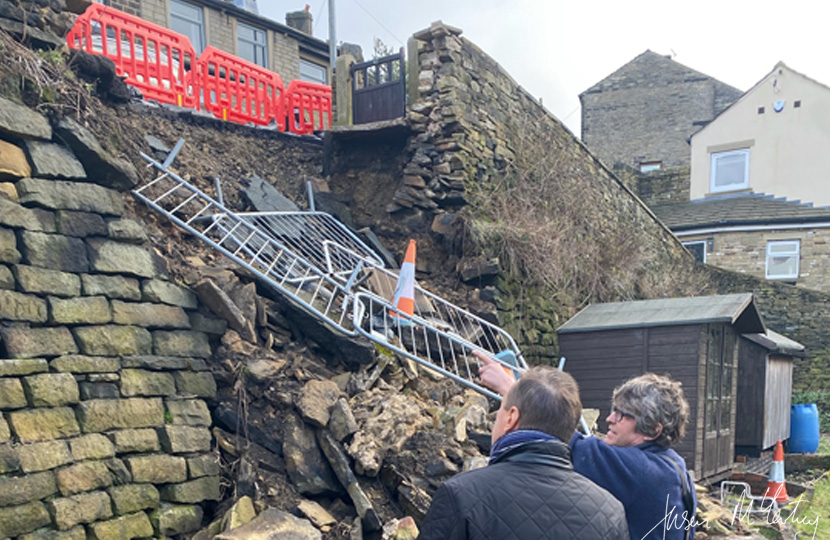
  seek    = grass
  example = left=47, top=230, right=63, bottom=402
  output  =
left=790, top=434, right=830, bottom=540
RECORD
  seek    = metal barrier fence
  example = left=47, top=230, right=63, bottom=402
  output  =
left=66, top=3, right=197, bottom=108
left=67, top=4, right=332, bottom=133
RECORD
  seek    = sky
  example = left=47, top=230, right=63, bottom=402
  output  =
left=260, top=0, right=830, bottom=136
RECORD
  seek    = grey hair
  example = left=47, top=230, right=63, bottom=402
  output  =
left=612, top=373, right=689, bottom=447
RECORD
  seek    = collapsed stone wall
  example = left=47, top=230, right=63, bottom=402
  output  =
left=0, top=98, right=224, bottom=539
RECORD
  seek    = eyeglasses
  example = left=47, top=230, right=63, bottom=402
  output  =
left=609, top=406, right=636, bottom=423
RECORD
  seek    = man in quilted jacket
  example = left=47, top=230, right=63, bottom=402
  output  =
left=417, top=367, right=629, bottom=540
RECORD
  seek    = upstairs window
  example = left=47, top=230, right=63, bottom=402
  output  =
left=170, top=0, right=204, bottom=53
left=300, top=59, right=327, bottom=85
left=766, top=240, right=799, bottom=279
left=237, top=22, right=267, bottom=68
left=710, top=148, right=749, bottom=193
left=683, top=241, right=706, bottom=263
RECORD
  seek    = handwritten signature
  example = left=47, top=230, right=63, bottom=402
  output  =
left=729, top=485, right=820, bottom=539
left=640, top=495, right=708, bottom=539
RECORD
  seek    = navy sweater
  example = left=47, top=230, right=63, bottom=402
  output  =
left=570, top=433, right=697, bottom=540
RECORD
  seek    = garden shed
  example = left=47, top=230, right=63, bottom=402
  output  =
left=735, top=330, right=803, bottom=456
left=557, top=293, right=765, bottom=482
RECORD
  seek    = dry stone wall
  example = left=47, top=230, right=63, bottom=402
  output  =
left=0, top=96, right=223, bottom=539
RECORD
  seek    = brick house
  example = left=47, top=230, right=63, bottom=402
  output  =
left=98, top=0, right=330, bottom=85
left=580, top=50, right=742, bottom=176
left=652, top=194, right=830, bottom=293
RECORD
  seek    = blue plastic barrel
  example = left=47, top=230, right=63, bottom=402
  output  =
left=789, top=404, right=820, bottom=453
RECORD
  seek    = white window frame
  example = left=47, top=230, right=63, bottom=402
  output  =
left=639, top=161, right=662, bottom=173
left=710, top=148, right=750, bottom=193
left=170, top=0, right=205, bottom=53
left=237, top=21, right=267, bottom=68
left=299, top=59, right=328, bottom=85
left=682, top=241, right=706, bottom=263
left=765, top=240, right=800, bottom=280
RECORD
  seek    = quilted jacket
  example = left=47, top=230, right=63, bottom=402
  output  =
left=417, top=440, right=629, bottom=540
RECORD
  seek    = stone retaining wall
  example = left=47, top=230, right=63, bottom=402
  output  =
left=0, top=96, right=223, bottom=539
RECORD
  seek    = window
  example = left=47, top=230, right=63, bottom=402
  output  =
left=766, top=240, right=799, bottom=279
left=710, top=148, right=749, bottom=193
left=300, top=59, right=327, bottom=85
left=170, top=0, right=204, bottom=53
left=639, top=161, right=662, bottom=173
left=237, top=22, right=267, bottom=68
left=683, top=241, right=706, bottom=263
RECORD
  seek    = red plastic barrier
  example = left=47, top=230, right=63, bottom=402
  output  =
left=195, top=47, right=284, bottom=127
left=284, top=80, right=333, bottom=135
left=66, top=4, right=197, bottom=108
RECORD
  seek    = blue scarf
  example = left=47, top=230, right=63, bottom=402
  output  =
left=489, top=429, right=561, bottom=464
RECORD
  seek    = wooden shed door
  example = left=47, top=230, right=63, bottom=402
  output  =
left=703, top=325, right=736, bottom=478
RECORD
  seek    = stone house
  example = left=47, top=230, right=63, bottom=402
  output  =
left=580, top=50, right=742, bottom=177
left=652, top=194, right=830, bottom=293
left=689, top=62, right=830, bottom=207
left=99, top=0, right=331, bottom=85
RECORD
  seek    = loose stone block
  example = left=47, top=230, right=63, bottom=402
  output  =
left=127, top=454, right=187, bottom=483
left=0, top=471, right=57, bottom=506
left=0, top=227, right=20, bottom=263
left=15, top=264, right=82, bottom=297
left=80, top=382, right=120, bottom=399
left=0, top=377, right=27, bottom=409
left=49, top=491, right=113, bottom=531
left=81, top=273, right=141, bottom=300
left=19, top=230, right=89, bottom=272
left=17, top=177, right=124, bottom=216
left=108, top=483, right=160, bottom=515
left=17, top=439, right=73, bottom=472
left=70, top=433, right=115, bottom=461
left=120, top=369, right=176, bottom=397
left=188, top=312, right=228, bottom=335
left=56, top=210, right=108, bottom=237
left=78, top=398, right=164, bottom=432
left=25, top=140, right=86, bottom=179
left=0, top=443, right=19, bottom=472
left=112, top=428, right=160, bottom=454
left=0, top=95, right=52, bottom=139
left=56, top=460, right=113, bottom=496
left=0, top=264, right=13, bottom=289
left=22, top=372, right=80, bottom=407
left=0, top=326, right=78, bottom=358
left=87, top=239, right=157, bottom=278
left=173, top=370, right=217, bottom=398
left=159, top=475, right=221, bottom=503
left=72, top=325, right=152, bottom=356
left=150, top=503, right=203, bottom=536
left=141, top=279, right=198, bottom=308
left=159, top=425, right=212, bottom=454
left=122, top=355, right=189, bottom=370
left=19, top=525, right=87, bottom=540
left=0, top=198, right=56, bottom=232
left=0, top=289, right=48, bottom=322
left=107, top=219, right=147, bottom=243
left=89, top=510, right=154, bottom=540
left=51, top=355, right=120, bottom=373
left=8, top=407, right=80, bottom=442
left=154, top=330, right=212, bottom=358
left=165, top=398, right=211, bottom=426
left=0, top=358, right=48, bottom=376
left=0, top=500, right=51, bottom=537
left=187, top=453, right=221, bottom=478
left=112, top=300, right=190, bottom=329
left=49, top=296, right=112, bottom=324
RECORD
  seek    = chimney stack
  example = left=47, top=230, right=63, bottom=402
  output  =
left=285, top=6, right=313, bottom=35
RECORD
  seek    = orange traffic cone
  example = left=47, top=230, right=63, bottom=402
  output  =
left=390, top=240, right=416, bottom=318
left=763, top=440, right=788, bottom=503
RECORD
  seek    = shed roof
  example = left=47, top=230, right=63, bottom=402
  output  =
left=743, top=329, right=805, bottom=356
left=558, top=293, right=765, bottom=334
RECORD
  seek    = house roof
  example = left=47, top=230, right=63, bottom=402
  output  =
left=651, top=193, right=830, bottom=232
left=743, top=329, right=805, bottom=356
left=580, top=50, right=742, bottom=99
left=557, top=293, right=765, bottom=334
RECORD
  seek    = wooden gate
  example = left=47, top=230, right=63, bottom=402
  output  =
left=351, top=49, right=406, bottom=124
